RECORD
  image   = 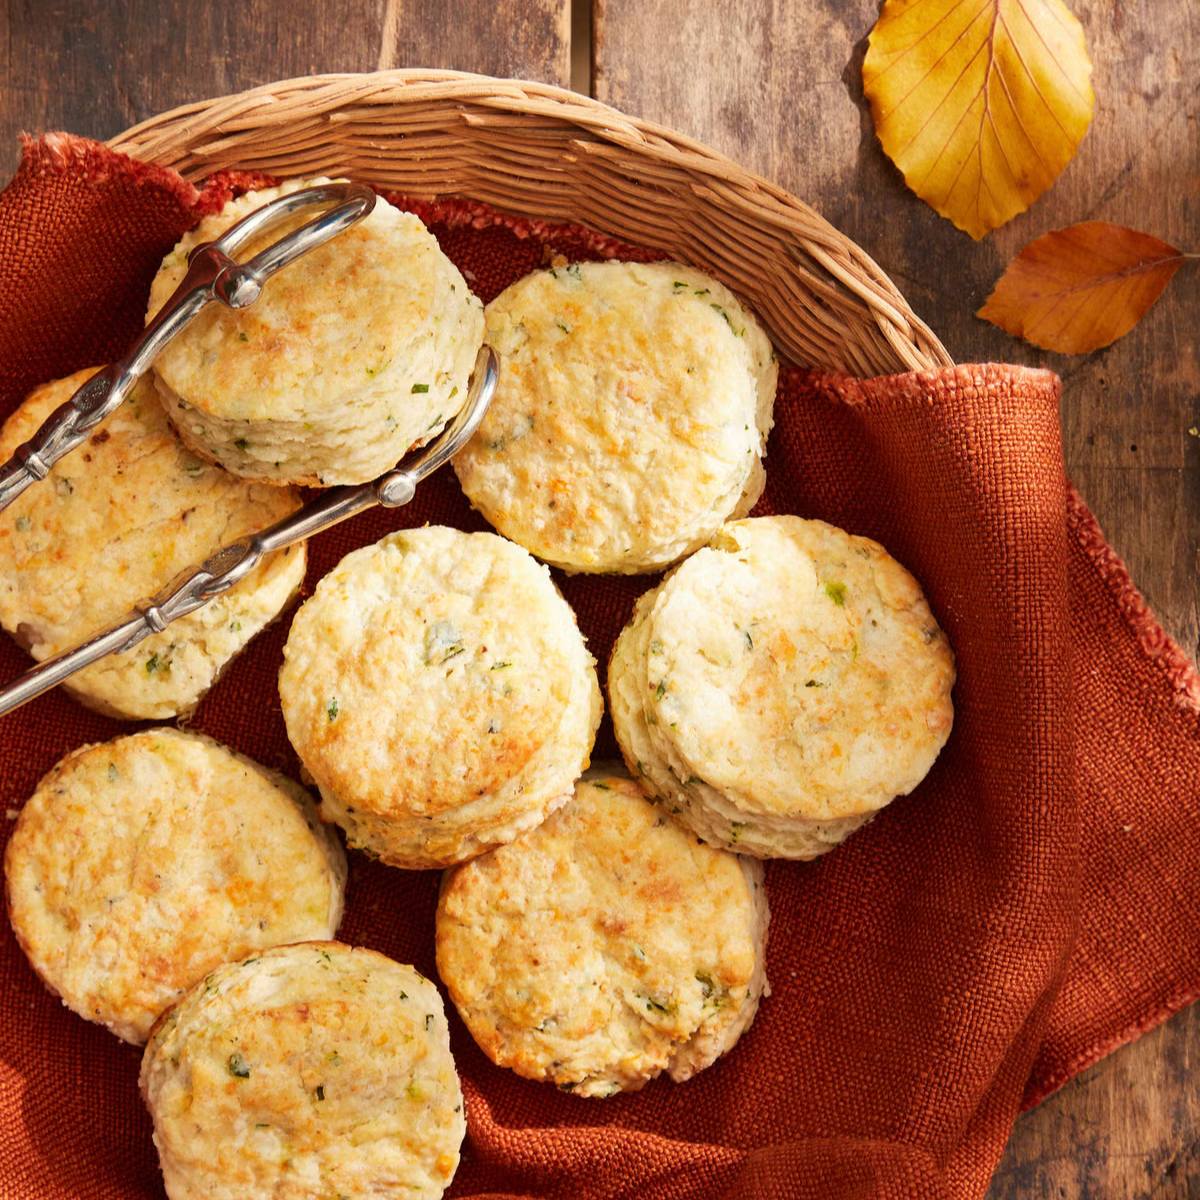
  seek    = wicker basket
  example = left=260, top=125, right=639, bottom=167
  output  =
left=109, top=69, right=950, bottom=379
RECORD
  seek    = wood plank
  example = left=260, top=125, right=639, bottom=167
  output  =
left=997, top=1002, right=1200, bottom=1197
left=0, top=0, right=571, bottom=177
left=594, top=2, right=1199, bottom=1197
left=375, top=0, right=569, bottom=78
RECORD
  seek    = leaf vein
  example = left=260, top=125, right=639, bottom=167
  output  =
left=871, top=0, right=976, bottom=84
left=876, top=0, right=994, bottom=126
left=973, top=1, right=1004, bottom=225
left=1013, top=0, right=1091, bottom=109
left=905, top=37, right=993, bottom=187
left=991, top=16, right=1053, bottom=177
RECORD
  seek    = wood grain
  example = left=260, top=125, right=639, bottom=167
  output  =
left=594, top=2, right=1198, bottom=1196
left=0, top=0, right=570, bottom=176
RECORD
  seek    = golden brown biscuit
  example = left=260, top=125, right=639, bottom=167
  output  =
left=147, top=178, right=483, bottom=487
left=609, top=516, right=956, bottom=858
left=279, top=526, right=601, bottom=868
left=4, top=729, right=346, bottom=1044
left=454, top=261, right=776, bottom=573
left=0, top=367, right=305, bottom=719
left=140, top=942, right=464, bottom=1200
left=436, top=769, right=769, bottom=1096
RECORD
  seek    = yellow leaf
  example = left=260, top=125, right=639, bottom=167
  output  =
left=863, top=0, right=1095, bottom=239
left=978, top=222, right=1188, bottom=353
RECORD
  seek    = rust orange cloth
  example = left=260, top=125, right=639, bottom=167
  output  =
left=0, top=135, right=1197, bottom=1200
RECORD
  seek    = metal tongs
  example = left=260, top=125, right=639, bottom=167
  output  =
left=0, top=182, right=498, bottom=718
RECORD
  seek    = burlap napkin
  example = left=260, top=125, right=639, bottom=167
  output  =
left=0, top=134, right=1196, bottom=1200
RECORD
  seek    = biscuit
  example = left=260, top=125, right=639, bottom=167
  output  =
left=609, top=516, right=955, bottom=858
left=0, top=368, right=306, bottom=719
left=453, top=261, right=777, bottom=573
left=147, top=178, right=484, bottom=486
left=4, top=729, right=346, bottom=1044
left=140, top=942, right=464, bottom=1200
left=279, top=526, right=601, bottom=868
left=436, top=769, right=769, bottom=1096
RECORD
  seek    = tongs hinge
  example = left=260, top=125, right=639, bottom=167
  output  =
left=0, top=181, right=378, bottom=514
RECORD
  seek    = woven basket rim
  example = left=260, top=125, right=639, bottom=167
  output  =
left=108, top=69, right=952, bottom=376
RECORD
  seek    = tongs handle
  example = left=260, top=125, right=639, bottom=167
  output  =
left=0, top=181, right=377, bottom=513
left=0, top=346, right=499, bottom=719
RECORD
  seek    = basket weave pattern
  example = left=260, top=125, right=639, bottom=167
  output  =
left=108, top=70, right=951, bottom=378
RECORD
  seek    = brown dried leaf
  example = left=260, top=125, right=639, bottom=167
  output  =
left=863, top=0, right=1095, bottom=239
left=978, top=221, right=1189, bottom=353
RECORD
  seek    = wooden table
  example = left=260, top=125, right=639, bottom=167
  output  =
left=1, top=2, right=1195, bottom=1195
